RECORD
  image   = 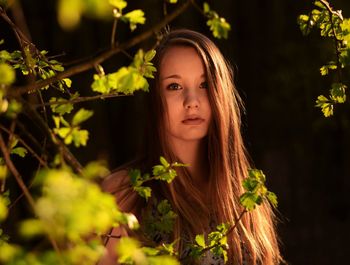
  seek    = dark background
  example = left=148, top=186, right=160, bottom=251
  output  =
left=1, top=1, right=350, bottom=264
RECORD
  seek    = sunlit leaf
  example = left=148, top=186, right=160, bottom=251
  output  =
left=72, top=108, right=93, bottom=126
left=0, top=196, right=8, bottom=221
left=195, top=234, right=206, bottom=248
left=122, top=10, right=146, bottom=31
left=11, top=147, right=27, bottom=158
left=0, top=63, right=15, bottom=85
left=109, top=0, right=127, bottom=11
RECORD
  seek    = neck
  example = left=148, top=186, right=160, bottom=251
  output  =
left=169, top=138, right=209, bottom=183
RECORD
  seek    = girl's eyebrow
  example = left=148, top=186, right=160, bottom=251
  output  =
left=162, top=74, right=181, bottom=80
left=162, top=73, right=205, bottom=81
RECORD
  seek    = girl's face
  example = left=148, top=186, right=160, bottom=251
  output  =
left=159, top=45, right=212, bottom=143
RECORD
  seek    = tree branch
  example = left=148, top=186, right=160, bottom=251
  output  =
left=10, top=0, right=192, bottom=97
left=34, top=92, right=130, bottom=109
left=0, top=131, right=36, bottom=208
left=0, top=124, right=48, bottom=168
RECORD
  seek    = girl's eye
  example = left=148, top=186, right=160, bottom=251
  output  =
left=199, top=81, right=208, bottom=89
left=167, top=83, right=182, bottom=90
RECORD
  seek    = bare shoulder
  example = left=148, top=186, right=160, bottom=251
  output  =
left=101, top=169, right=141, bottom=215
left=101, top=169, right=130, bottom=195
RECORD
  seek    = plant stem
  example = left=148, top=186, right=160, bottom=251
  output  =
left=33, top=93, right=130, bottom=109
left=0, top=124, right=48, bottom=168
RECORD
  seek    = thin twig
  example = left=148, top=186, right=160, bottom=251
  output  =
left=0, top=131, right=36, bottom=208
left=9, top=0, right=32, bottom=43
left=320, top=0, right=343, bottom=20
left=111, top=18, right=118, bottom=47
left=0, top=6, right=34, bottom=47
left=190, top=0, right=206, bottom=17
left=10, top=0, right=192, bottom=97
left=0, top=124, right=48, bottom=168
left=320, top=0, right=343, bottom=82
left=34, top=93, right=130, bottom=108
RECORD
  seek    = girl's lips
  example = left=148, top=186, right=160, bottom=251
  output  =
left=182, top=118, right=205, bottom=125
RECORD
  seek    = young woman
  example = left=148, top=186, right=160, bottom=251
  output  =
left=100, top=29, right=282, bottom=265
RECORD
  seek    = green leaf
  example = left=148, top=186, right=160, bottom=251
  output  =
left=203, top=2, right=210, bottom=14
left=157, top=200, right=172, bottom=215
left=5, top=100, right=22, bottom=119
left=82, top=161, right=110, bottom=179
left=0, top=165, right=8, bottom=180
left=144, top=49, right=156, bottom=62
left=129, top=169, right=141, bottom=185
left=9, top=138, right=18, bottom=150
left=195, top=234, right=206, bottom=248
left=203, top=2, right=231, bottom=39
left=0, top=50, right=11, bottom=61
left=134, top=186, right=152, bottom=200
left=63, top=78, right=72, bottom=88
left=160, top=240, right=179, bottom=256
left=239, top=192, right=260, bottom=211
left=19, top=219, right=44, bottom=238
left=72, top=108, right=93, bottom=126
left=316, top=95, right=334, bottom=117
left=330, top=83, right=347, bottom=103
left=91, top=74, right=110, bottom=94
left=50, top=97, right=74, bottom=115
left=53, top=116, right=61, bottom=129
left=72, top=128, right=89, bottom=147
left=0, top=63, right=15, bottom=85
left=109, top=0, right=127, bottom=11
left=50, top=63, right=64, bottom=72
left=116, top=238, right=145, bottom=264
left=123, top=9, right=146, bottom=31
left=160, top=156, right=170, bottom=168
left=266, top=191, right=278, bottom=208
left=0, top=196, right=8, bottom=221
left=320, top=62, right=337, bottom=75
left=11, top=147, right=27, bottom=158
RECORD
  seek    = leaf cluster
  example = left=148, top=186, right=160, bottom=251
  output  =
left=203, top=2, right=231, bottom=39
left=239, top=169, right=278, bottom=211
left=129, top=156, right=186, bottom=201
left=52, top=108, right=93, bottom=147
left=91, top=49, right=156, bottom=95
left=189, top=223, right=230, bottom=263
left=142, top=199, right=177, bottom=240
left=298, top=0, right=349, bottom=117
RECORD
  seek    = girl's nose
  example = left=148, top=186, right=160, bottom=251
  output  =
left=184, top=92, right=199, bottom=109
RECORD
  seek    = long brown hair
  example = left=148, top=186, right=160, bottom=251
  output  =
left=141, top=29, right=281, bottom=264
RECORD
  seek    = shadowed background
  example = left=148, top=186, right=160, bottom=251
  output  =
left=1, top=1, right=349, bottom=264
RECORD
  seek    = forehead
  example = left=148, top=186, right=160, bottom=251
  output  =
left=159, top=45, right=205, bottom=77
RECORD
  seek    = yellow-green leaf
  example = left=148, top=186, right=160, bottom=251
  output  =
left=123, top=9, right=145, bottom=31
left=109, top=0, right=127, bottom=11
left=11, top=147, right=27, bottom=158
left=72, top=108, right=93, bottom=126
left=0, top=63, right=15, bottom=85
